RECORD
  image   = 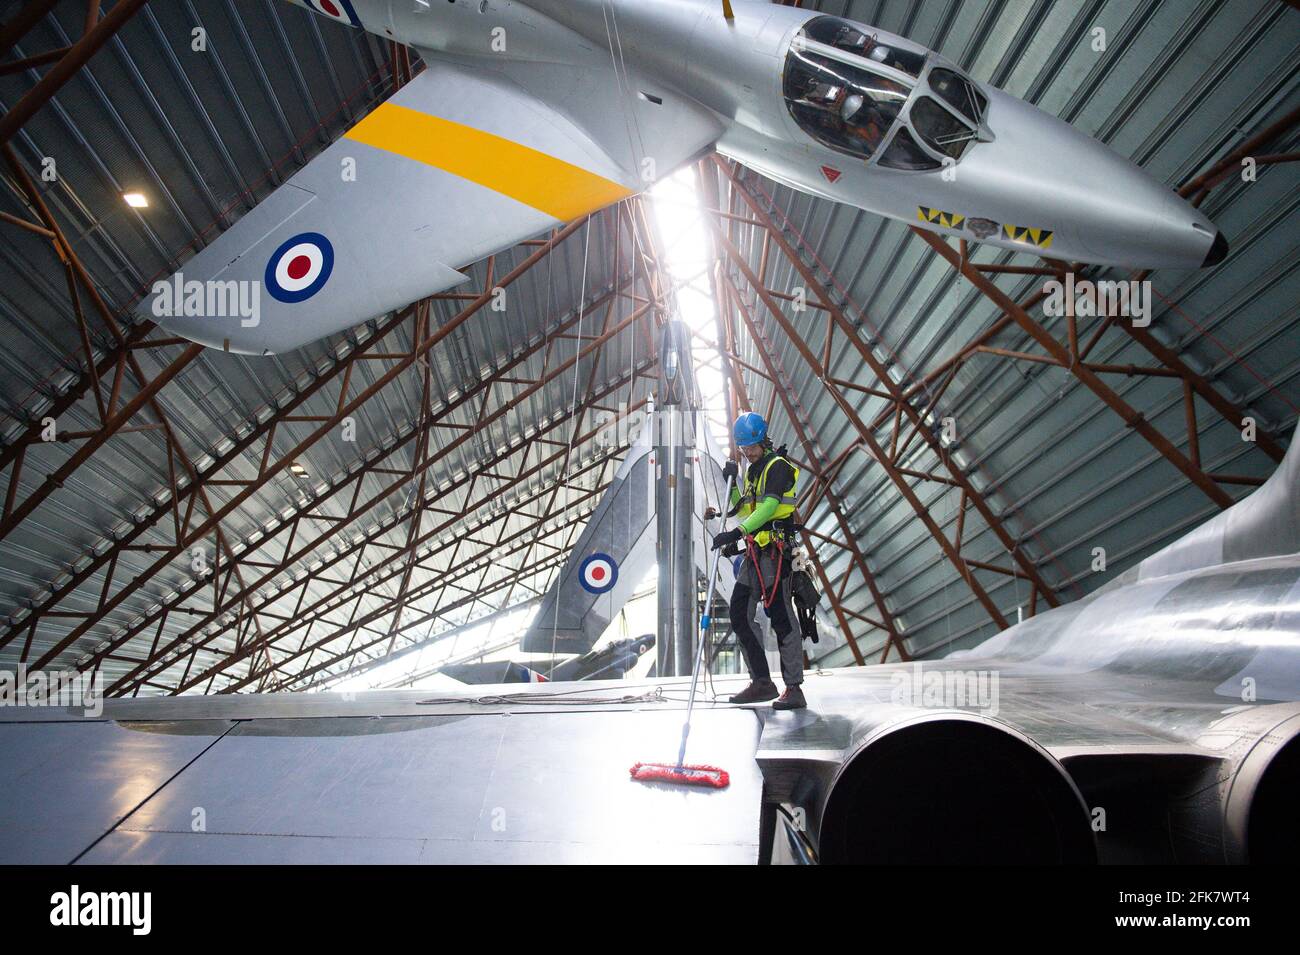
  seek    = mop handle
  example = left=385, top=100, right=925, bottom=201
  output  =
left=697, top=471, right=736, bottom=638
left=686, top=547, right=723, bottom=708
left=676, top=473, right=735, bottom=768
left=677, top=546, right=721, bottom=768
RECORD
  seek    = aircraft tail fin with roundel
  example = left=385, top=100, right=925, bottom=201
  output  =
left=517, top=404, right=740, bottom=660
left=518, top=421, right=659, bottom=657
left=518, top=327, right=739, bottom=661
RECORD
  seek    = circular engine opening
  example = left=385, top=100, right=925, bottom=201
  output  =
left=1247, top=732, right=1300, bottom=864
left=820, top=719, right=1096, bottom=864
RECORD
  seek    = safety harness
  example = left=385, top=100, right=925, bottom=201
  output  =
left=744, top=533, right=785, bottom=609
left=730, top=449, right=800, bottom=547
left=731, top=448, right=801, bottom=609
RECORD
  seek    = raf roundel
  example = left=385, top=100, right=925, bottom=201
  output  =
left=579, top=553, right=618, bottom=595
left=303, top=0, right=362, bottom=27
left=265, top=232, right=335, bottom=304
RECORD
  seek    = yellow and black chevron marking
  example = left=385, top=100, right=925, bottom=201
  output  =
left=1002, top=223, right=1054, bottom=249
left=917, top=206, right=966, bottom=229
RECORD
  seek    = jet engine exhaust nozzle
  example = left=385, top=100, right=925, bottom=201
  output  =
left=819, top=717, right=1097, bottom=864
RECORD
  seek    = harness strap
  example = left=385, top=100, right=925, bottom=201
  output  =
left=744, top=535, right=786, bottom=609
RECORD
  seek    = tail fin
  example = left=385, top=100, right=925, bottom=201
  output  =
left=1135, top=426, right=1298, bottom=581
left=518, top=425, right=657, bottom=656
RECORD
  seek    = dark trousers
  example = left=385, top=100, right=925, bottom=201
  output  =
left=729, top=543, right=803, bottom=686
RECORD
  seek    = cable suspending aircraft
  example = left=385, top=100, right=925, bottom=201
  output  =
left=142, top=0, right=1229, bottom=354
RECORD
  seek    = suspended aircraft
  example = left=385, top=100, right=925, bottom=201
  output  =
left=141, top=0, right=1228, bottom=354
left=437, top=634, right=656, bottom=685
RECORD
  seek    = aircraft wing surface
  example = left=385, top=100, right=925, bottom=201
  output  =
left=0, top=684, right=762, bottom=864
left=143, top=55, right=722, bottom=354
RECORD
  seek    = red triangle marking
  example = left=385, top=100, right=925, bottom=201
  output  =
left=821, top=165, right=842, bottom=184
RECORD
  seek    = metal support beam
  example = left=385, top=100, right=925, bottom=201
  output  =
left=0, top=0, right=150, bottom=145
left=718, top=161, right=1060, bottom=616
left=699, top=164, right=897, bottom=663
left=265, top=509, right=599, bottom=693
left=136, top=415, right=634, bottom=695
left=711, top=209, right=1011, bottom=631
left=1092, top=109, right=1300, bottom=462
left=721, top=273, right=904, bottom=663
left=916, top=229, right=1235, bottom=509
left=103, top=287, right=656, bottom=694
left=285, top=459, right=617, bottom=692
left=0, top=1, right=61, bottom=59
left=24, top=217, right=594, bottom=674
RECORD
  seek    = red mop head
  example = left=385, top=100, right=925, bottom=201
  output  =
left=629, top=761, right=730, bottom=789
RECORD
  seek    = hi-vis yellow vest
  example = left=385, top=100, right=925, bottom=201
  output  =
left=734, top=453, right=800, bottom=547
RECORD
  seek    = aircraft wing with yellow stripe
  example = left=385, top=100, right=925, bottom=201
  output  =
left=142, top=60, right=720, bottom=354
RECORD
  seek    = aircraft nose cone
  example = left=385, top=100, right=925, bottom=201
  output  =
left=1202, top=230, right=1229, bottom=267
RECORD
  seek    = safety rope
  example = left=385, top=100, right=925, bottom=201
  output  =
left=940, top=480, right=956, bottom=654
left=744, top=534, right=786, bottom=610
left=547, top=217, right=594, bottom=675
left=700, top=458, right=728, bottom=702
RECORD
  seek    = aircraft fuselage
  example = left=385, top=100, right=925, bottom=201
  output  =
left=332, top=0, right=1226, bottom=270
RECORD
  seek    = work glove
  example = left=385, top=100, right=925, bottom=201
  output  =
left=722, top=460, right=739, bottom=484
left=722, top=541, right=742, bottom=557
left=712, top=528, right=744, bottom=551
left=704, top=506, right=719, bottom=521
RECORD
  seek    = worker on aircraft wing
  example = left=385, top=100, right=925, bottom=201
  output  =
left=711, top=413, right=806, bottom=711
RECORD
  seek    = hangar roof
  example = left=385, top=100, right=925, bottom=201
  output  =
left=0, top=0, right=1295, bottom=692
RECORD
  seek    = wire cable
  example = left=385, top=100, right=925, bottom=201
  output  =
left=547, top=217, right=594, bottom=675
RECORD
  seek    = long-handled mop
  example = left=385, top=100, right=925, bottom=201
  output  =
left=629, top=543, right=731, bottom=789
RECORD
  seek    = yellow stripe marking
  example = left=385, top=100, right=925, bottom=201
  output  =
left=344, top=102, right=634, bottom=222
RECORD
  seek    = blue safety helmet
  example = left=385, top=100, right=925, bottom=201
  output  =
left=733, top=412, right=768, bottom=447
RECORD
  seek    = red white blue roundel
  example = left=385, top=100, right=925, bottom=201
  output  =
left=579, top=553, right=618, bottom=594
left=301, top=0, right=361, bottom=27
left=265, top=232, right=334, bottom=303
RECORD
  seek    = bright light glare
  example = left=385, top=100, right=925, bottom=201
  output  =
left=122, top=192, right=148, bottom=208
left=327, top=604, right=539, bottom=693
left=649, top=168, right=731, bottom=451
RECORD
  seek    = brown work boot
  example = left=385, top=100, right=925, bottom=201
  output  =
left=729, top=679, right=778, bottom=705
left=772, top=685, right=806, bottom=710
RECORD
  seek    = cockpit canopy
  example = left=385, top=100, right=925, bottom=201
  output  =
left=801, top=16, right=927, bottom=78
left=784, top=16, right=989, bottom=171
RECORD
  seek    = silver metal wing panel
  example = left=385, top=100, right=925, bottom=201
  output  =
left=0, top=696, right=762, bottom=864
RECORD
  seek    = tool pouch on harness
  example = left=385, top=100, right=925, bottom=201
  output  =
left=789, top=541, right=822, bottom=643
